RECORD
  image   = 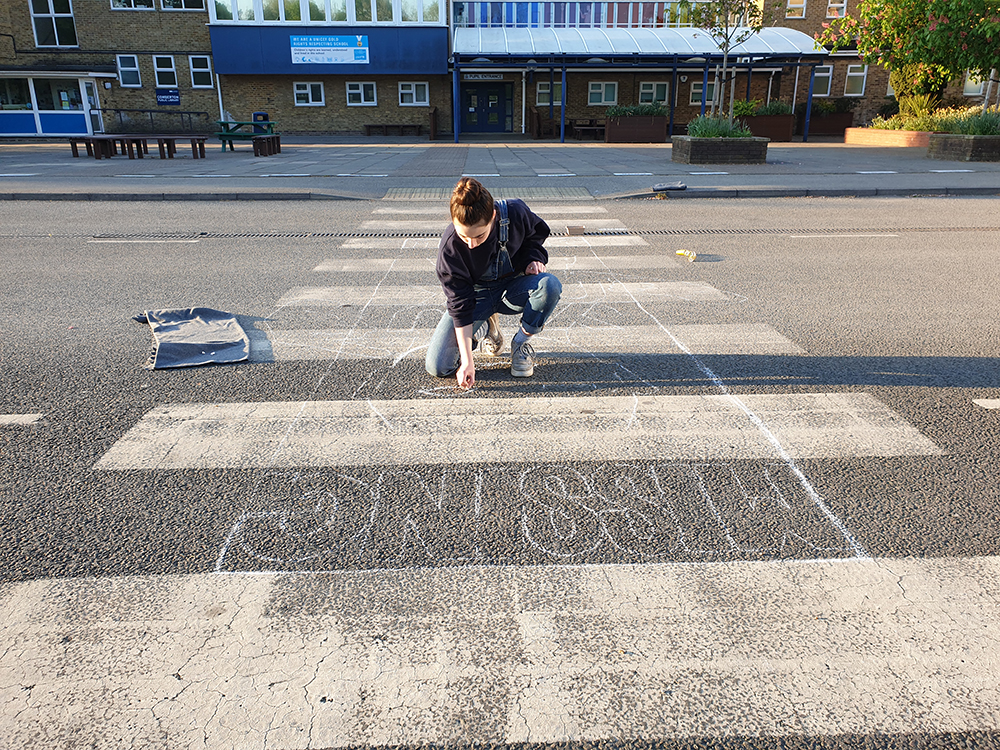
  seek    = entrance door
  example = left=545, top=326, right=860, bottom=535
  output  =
left=461, top=83, right=513, bottom=133
left=84, top=80, right=103, bottom=133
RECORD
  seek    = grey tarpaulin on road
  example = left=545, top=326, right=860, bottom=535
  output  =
left=133, top=308, right=249, bottom=369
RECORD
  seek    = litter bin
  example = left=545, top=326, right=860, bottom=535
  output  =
left=252, top=111, right=269, bottom=133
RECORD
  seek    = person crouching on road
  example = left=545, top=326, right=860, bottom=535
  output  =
left=425, top=177, right=562, bottom=389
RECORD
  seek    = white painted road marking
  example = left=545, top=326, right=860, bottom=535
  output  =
left=3, top=557, right=998, bottom=748
left=974, top=399, right=1000, bottom=409
left=335, top=235, right=649, bottom=251
left=247, top=323, right=805, bottom=362
left=0, top=413, right=43, bottom=425
left=313, top=253, right=674, bottom=273
left=276, top=282, right=729, bottom=307
left=91, top=393, right=942, bottom=471
left=362, top=219, right=628, bottom=232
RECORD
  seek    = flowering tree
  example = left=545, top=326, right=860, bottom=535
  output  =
left=924, top=0, right=1000, bottom=77
left=817, top=0, right=1000, bottom=98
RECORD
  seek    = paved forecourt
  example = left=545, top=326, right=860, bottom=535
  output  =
left=3, top=200, right=996, bottom=750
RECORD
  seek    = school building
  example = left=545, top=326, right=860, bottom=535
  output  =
left=1, top=0, right=993, bottom=138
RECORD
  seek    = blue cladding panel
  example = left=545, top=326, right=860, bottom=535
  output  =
left=210, top=26, right=448, bottom=75
left=38, top=112, right=88, bottom=135
left=0, top=112, right=38, bottom=135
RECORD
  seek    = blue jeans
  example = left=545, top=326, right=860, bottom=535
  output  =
left=425, top=272, right=562, bottom=377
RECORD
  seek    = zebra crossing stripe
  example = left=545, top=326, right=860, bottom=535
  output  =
left=372, top=205, right=609, bottom=215
left=0, top=413, right=42, bottom=426
left=362, top=219, right=628, bottom=233
left=276, top=282, right=729, bottom=307
left=248, top=324, right=804, bottom=362
left=91, top=392, right=941, bottom=471
left=314, top=254, right=674, bottom=273
left=3, top=557, right=997, bottom=747
left=336, top=235, right=649, bottom=251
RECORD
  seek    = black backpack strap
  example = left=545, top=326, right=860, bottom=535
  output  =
left=496, top=199, right=509, bottom=253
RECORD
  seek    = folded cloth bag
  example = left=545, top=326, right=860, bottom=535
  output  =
left=133, top=307, right=249, bottom=369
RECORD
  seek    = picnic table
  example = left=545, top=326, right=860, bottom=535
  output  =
left=216, top=120, right=279, bottom=151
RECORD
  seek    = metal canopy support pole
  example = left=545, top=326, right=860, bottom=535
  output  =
left=549, top=67, right=554, bottom=120
left=453, top=59, right=461, bottom=143
left=669, top=59, right=677, bottom=137
left=746, top=64, right=752, bottom=100
left=559, top=65, right=567, bottom=143
left=700, top=63, right=709, bottom=117
left=803, top=64, right=817, bottom=142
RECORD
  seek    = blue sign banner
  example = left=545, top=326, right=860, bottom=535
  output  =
left=291, top=35, right=369, bottom=64
left=156, top=89, right=180, bottom=106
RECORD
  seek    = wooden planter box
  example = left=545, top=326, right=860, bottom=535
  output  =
left=844, top=128, right=931, bottom=147
left=744, top=114, right=794, bottom=142
left=605, top=115, right=668, bottom=143
left=671, top=135, right=769, bottom=164
left=928, top=133, right=1000, bottom=161
left=796, top=111, right=855, bottom=136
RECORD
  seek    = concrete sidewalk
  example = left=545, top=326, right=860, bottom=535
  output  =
left=2, top=135, right=999, bottom=200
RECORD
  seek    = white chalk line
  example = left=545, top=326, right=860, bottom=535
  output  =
left=586, top=250, right=870, bottom=559
left=215, top=259, right=399, bottom=572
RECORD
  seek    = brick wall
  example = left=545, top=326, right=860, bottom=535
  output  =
left=221, top=74, right=454, bottom=134
left=2, top=0, right=217, bottom=119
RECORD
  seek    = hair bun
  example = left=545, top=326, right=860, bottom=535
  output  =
left=453, top=177, right=481, bottom=205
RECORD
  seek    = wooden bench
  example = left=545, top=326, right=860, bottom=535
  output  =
left=216, top=120, right=279, bottom=151
left=69, top=134, right=208, bottom=159
left=571, top=119, right=606, bottom=140
left=252, top=134, right=281, bottom=156
left=364, top=123, right=422, bottom=136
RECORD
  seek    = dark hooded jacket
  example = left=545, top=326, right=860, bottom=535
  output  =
left=436, top=199, right=550, bottom=328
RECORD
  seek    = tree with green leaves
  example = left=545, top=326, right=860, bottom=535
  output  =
left=681, top=0, right=781, bottom=123
left=816, top=0, right=1000, bottom=100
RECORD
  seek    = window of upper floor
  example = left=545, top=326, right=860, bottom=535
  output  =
left=826, top=0, right=846, bottom=17
left=450, top=0, right=711, bottom=29
left=30, top=0, right=78, bottom=47
left=785, top=0, right=806, bottom=19
left=211, top=0, right=439, bottom=23
left=163, top=0, right=206, bottom=9
left=112, top=0, right=154, bottom=9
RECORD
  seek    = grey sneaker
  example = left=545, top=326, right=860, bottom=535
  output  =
left=511, top=333, right=535, bottom=377
left=481, top=313, right=504, bottom=356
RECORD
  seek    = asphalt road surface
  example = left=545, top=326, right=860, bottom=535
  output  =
left=1, top=196, right=999, bottom=749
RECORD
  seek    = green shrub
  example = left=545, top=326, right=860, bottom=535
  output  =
left=732, top=99, right=761, bottom=118
left=755, top=100, right=793, bottom=116
left=685, top=115, right=753, bottom=138
left=606, top=103, right=667, bottom=118
left=866, top=106, right=1000, bottom=135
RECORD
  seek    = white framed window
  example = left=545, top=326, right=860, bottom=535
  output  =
left=162, top=0, right=205, bottom=8
left=189, top=56, right=213, bottom=88
left=826, top=0, right=846, bottom=16
left=536, top=81, right=563, bottom=106
left=639, top=81, right=669, bottom=105
left=964, top=72, right=985, bottom=96
left=398, top=81, right=429, bottom=106
left=294, top=82, right=324, bottom=105
left=588, top=81, right=617, bottom=106
left=886, top=77, right=895, bottom=97
left=30, top=0, right=78, bottom=47
left=112, top=0, right=153, bottom=8
left=117, top=54, right=142, bottom=87
left=689, top=80, right=717, bottom=106
left=785, top=0, right=806, bottom=18
left=845, top=64, right=867, bottom=96
left=812, top=64, right=833, bottom=96
left=153, top=56, right=178, bottom=87
left=347, top=81, right=376, bottom=106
